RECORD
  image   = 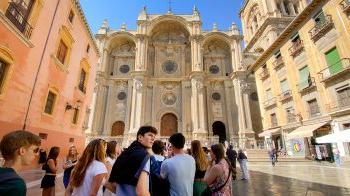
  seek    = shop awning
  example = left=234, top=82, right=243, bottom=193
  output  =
left=287, top=121, right=329, bottom=139
left=316, top=129, right=350, bottom=143
left=258, top=128, right=281, bottom=137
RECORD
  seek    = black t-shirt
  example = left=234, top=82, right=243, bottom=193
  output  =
left=0, top=167, right=26, bottom=196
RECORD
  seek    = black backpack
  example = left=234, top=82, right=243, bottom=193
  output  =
left=149, top=156, right=170, bottom=196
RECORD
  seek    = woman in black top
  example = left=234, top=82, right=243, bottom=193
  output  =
left=41, top=146, right=60, bottom=196
left=191, top=140, right=208, bottom=196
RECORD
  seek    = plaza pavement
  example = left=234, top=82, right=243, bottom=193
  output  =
left=25, top=161, right=350, bottom=196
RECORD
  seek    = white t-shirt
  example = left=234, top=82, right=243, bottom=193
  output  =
left=72, top=160, right=108, bottom=196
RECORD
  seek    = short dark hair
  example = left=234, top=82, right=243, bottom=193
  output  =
left=136, top=126, right=158, bottom=140
left=229, top=145, right=233, bottom=149
left=169, top=133, right=185, bottom=149
left=152, top=140, right=165, bottom=155
left=0, top=130, right=41, bottom=160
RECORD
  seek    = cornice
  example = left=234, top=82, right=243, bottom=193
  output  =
left=247, top=0, right=327, bottom=72
left=72, top=0, right=100, bottom=57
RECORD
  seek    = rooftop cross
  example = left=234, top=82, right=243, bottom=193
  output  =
left=168, top=0, right=172, bottom=14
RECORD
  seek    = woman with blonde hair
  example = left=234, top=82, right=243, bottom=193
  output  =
left=63, top=146, right=79, bottom=188
left=65, top=139, right=108, bottom=196
left=191, top=140, right=208, bottom=196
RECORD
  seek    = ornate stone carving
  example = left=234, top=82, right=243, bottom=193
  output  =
left=162, top=92, right=177, bottom=106
left=134, top=79, right=143, bottom=91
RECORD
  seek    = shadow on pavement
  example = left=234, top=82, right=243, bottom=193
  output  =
left=232, top=170, right=350, bottom=196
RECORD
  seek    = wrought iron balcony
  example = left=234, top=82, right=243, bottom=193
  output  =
left=289, top=40, right=304, bottom=58
left=263, top=97, right=277, bottom=109
left=326, top=94, right=350, bottom=113
left=5, top=1, right=33, bottom=39
left=259, top=68, right=269, bottom=80
left=278, top=90, right=292, bottom=102
left=318, top=58, right=350, bottom=82
left=298, top=77, right=316, bottom=93
left=309, top=15, right=334, bottom=42
left=340, top=0, right=350, bottom=13
left=272, top=57, right=285, bottom=70
left=308, top=109, right=321, bottom=118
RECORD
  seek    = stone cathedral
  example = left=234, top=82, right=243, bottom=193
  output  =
left=91, top=7, right=262, bottom=147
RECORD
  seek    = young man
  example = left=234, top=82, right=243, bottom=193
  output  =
left=107, top=126, right=157, bottom=196
left=160, top=133, right=195, bottom=196
left=0, top=130, right=41, bottom=196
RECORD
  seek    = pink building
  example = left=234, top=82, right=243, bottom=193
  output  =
left=0, top=0, right=99, bottom=162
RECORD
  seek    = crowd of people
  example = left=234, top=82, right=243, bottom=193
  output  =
left=0, top=128, right=251, bottom=196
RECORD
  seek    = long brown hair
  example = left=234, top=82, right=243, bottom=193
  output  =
left=69, top=139, right=106, bottom=187
left=66, top=145, right=78, bottom=160
left=106, top=141, right=117, bottom=159
left=191, top=140, right=208, bottom=171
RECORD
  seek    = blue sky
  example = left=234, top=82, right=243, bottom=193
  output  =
left=80, top=0, right=245, bottom=34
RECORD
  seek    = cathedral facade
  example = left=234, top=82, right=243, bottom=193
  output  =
left=90, top=7, right=262, bottom=147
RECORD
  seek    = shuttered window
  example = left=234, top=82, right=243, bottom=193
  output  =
left=299, top=66, right=310, bottom=89
left=280, top=79, right=289, bottom=93
left=325, top=47, right=342, bottom=75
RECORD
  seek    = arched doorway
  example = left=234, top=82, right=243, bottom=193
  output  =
left=160, top=113, right=178, bottom=136
left=212, top=121, right=226, bottom=143
left=111, top=121, right=125, bottom=136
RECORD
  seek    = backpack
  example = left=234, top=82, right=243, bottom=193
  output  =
left=149, top=156, right=170, bottom=196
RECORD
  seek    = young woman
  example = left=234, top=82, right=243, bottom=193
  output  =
left=63, top=146, right=79, bottom=188
left=65, top=139, right=108, bottom=196
left=105, top=141, right=118, bottom=172
left=203, top=144, right=232, bottom=196
left=104, top=141, right=118, bottom=196
left=191, top=140, right=208, bottom=196
left=41, top=146, right=60, bottom=196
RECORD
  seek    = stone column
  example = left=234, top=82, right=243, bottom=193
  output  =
left=190, top=75, right=207, bottom=138
left=231, top=47, right=237, bottom=72
left=191, top=35, right=202, bottom=71
left=91, top=82, right=106, bottom=135
left=129, top=75, right=145, bottom=133
left=101, top=49, right=109, bottom=73
left=135, top=35, right=148, bottom=71
left=233, top=78, right=255, bottom=148
left=288, top=2, right=296, bottom=15
left=234, top=41, right=242, bottom=70
left=102, top=84, right=113, bottom=135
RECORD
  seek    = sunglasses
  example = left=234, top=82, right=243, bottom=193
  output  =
left=33, top=147, right=40, bottom=153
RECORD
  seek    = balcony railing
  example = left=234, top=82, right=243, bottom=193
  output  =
left=326, top=94, right=350, bottom=113
left=259, top=68, right=269, bottom=80
left=340, top=0, right=350, bottom=13
left=272, top=57, right=285, bottom=70
left=308, top=109, right=321, bottom=118
left=5, top=1, right=33, bottom=39
left=264, top=97, right=277, bottom=109
left=309, top=15, right=334, bottom=42
left=318, top=58, right=350, bottom=82
left=298, top=77, right=316, bottom=93
left=289, top=40, right=304, bottom=58
left=278, top=90, right=292, bottom=102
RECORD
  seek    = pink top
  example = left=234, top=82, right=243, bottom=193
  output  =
left=210, top=159, right=232, bottom=196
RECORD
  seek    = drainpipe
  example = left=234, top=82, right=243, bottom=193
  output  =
left=23, top=0, right=61, bottom=130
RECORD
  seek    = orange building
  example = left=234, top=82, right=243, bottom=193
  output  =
left=0, top=0, right=99, bottom=161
